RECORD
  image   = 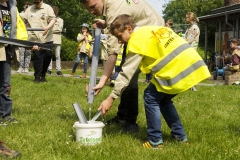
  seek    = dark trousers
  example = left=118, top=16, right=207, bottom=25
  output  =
left=116, top=45, right=139, bottom=124
left=0, top=46, right=12, bottom=117
left=33, top=42, right=53, bottom=77
left=146, top=73, right=152, bottom=81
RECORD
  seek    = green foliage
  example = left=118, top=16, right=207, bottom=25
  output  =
left=163, top=0, right=224, bottom=51
left=17, top=0, right=97, bottom=61
left=61, top=36, right=78, bottom=61
left=197, top=46, right=205, bottom=59
left=163, top=0, right=224, bottom=25
left=1, top=74, right=240, bottom=159
left=17, top=0, right=96, bottom=40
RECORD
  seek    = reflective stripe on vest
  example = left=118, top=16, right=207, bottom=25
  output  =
left=116, top=55, right=122, bottom=66
left=151, top=43, right=207, bottom=86
left=151, top=43, right=190, bottom=73
left=154, top=60, right=206, bottom=86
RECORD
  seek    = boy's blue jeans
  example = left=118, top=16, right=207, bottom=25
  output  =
left=112, top=65, right=121, bottom=80
left=0, top=46, right=12, bottom=118
left=144, top=83, right=187, bottom=142
left=72, top=52, right=88, bottom=73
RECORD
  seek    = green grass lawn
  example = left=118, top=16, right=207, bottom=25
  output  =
left=1, top=73, right=240, bottom=160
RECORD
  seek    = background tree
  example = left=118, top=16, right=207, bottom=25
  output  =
left=17, top=0, right=97, bottom=61
left=17, top=0, right=96, bottom=40
left=163, top=0, right=224, bottom=52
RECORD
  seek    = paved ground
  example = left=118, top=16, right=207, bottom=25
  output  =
left=12, top=70, right=226, bottom=86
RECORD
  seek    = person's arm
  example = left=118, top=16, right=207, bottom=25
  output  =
left=232, top=54, right=240, bottom=65
left=60, top=19, right=64, bottom=32
left=43, top=19, right=56, bottom=36
left=77, top=33, right=87, bottom=42
left=91, top=33, right=122, bottom=95
left=43, top=6, right=56, bottom=36
left=98, top=53, right=143, bottom=115
left=53, top=18, right=64, bottom=33
left=92, top=53, right=117, bottom=94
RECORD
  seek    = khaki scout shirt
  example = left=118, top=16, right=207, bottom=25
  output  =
left=23, top=3, right=56, bottom=43
left=110, top=53, right=142, bottom=99
left=103, top=0, right=165, bottom=55
left=0, top=25, right=5, bottom=61
left=53, top=17, right=63, bottom=45
left=185, top=23, right=200, bottom=50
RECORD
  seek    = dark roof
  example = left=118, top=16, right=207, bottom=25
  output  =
left=211, top=4, right=240, bottom=14
left=198, top=4, right=240, bottom=22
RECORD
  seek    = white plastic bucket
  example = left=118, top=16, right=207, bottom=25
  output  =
left=73, top=121, right=105, bottom=145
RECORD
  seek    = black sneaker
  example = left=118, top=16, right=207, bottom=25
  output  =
left=34, top=76, right=41, bottom=83
left=47, top=70, right=52, bottom=75
left=106, top=116, right=126, bottom=125
left=56, top=71, right=63, bottom=76
left=40, top=76, right=47, bottom=83
left=0, top=118, right=7, bottom=126
left=0, top=140, right=21, bottom=158
left=5, top=116, right=18, bottom=124
left=120, top=123, right=139, bottom=133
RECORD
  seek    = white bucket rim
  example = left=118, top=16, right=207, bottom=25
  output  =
left=73, top=121, right=105, bottom=128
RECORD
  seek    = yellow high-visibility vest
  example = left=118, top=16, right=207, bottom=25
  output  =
left=16, top=8, right=28, bottom=40
left=115, top=47, right=123, bottom=66
left=115, top=54, right=122, bottom=66
left=77, top=33, right=93, bottom=51
left=127, top=26, right=211, bottom=94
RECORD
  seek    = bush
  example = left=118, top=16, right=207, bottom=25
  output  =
left=60, top=36, right=104, bottom=63
left=61, top=36, right=78, bottom=61
left=197, top=46, right=205, bottom=59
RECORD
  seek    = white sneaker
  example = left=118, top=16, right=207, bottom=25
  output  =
left=16, top=67, right=23, bottom=73
left=191, top=86, right=197, bottom=91
left=24, top=68, right=29, bottom=73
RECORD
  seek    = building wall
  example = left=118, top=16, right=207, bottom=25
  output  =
left=215, top=31, right=234, bottom=66
left=225, top=0, right=240, bottom=6
left=215, top=31, right=234, bottom=53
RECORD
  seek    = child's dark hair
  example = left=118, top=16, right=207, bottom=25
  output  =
left=166, top=19, right=173, bottom=27
left=110, top=14, right=136, bottom=35
left=230, top=38, right=240, bottom=46
left=52, top=6, right=59, bottom=13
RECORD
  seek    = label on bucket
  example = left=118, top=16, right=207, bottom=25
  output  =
left=79, top=137, right=102, bottom=144
left=78, top=130, right=102, bottom=144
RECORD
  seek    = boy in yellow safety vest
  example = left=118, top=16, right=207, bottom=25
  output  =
left=97, top=14, right=211, bottom=148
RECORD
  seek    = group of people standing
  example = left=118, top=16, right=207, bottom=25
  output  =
left=17, top=1, right=64, bottom=77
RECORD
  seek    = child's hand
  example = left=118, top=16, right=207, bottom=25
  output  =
left=98, top=96, right=114, bottom=115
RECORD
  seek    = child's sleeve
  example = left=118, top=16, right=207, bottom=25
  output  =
left=110, top=53, right=142, bottom=99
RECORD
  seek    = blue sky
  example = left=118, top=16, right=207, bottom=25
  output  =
left=146, top=0, right=169, bottom=16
